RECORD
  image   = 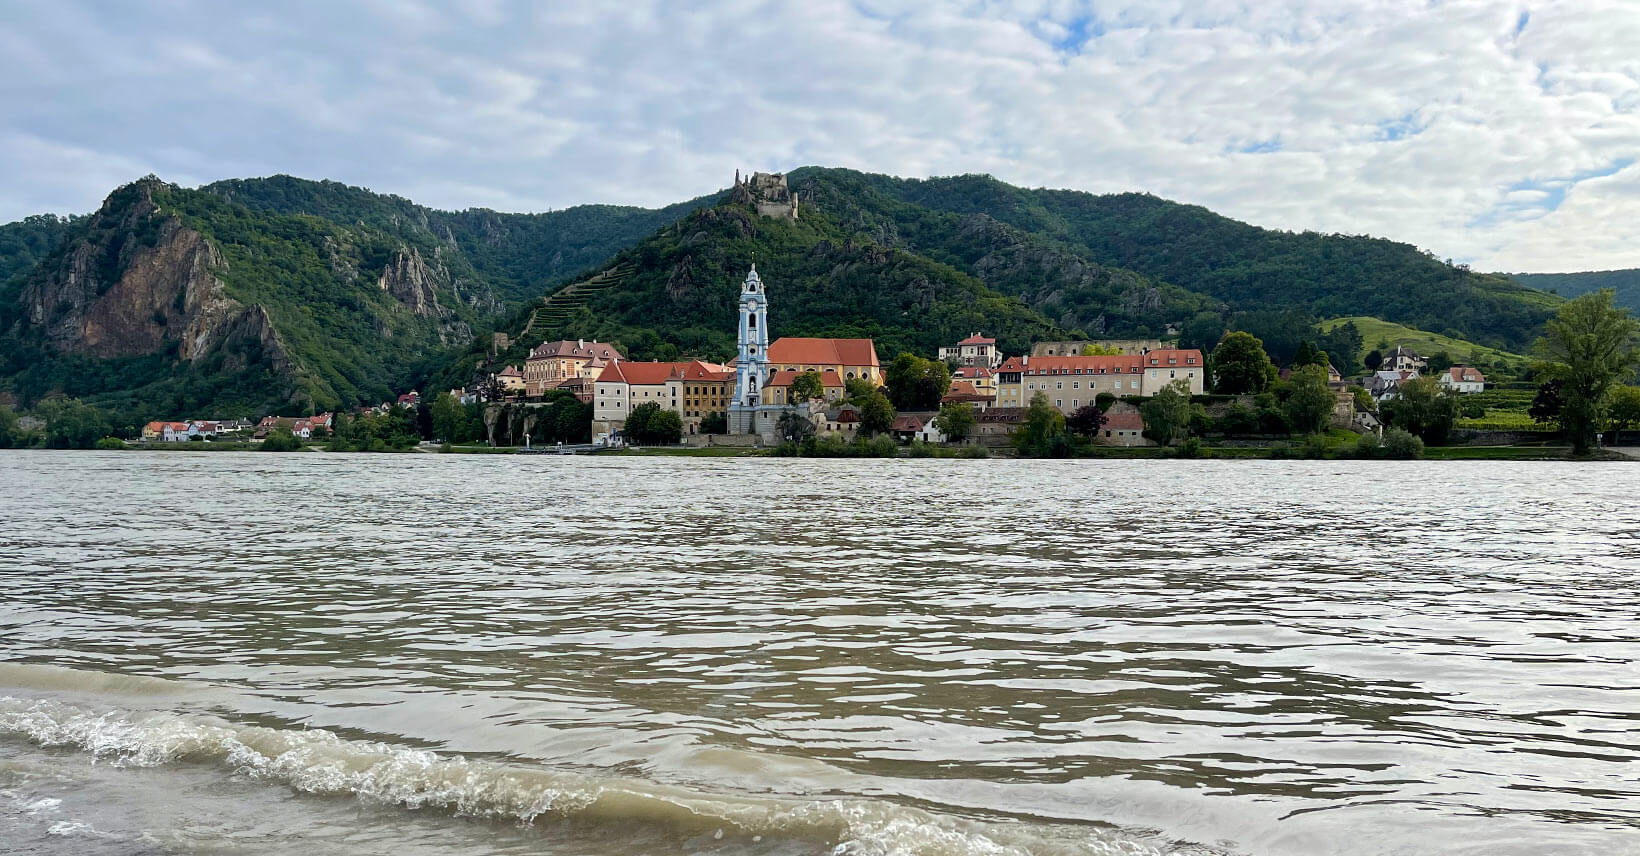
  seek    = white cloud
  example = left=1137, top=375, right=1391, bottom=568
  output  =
left=0, top=0, right=1636, bottom=271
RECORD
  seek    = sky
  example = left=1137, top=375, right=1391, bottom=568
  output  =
left=2, top=0, right=1638, bottom=273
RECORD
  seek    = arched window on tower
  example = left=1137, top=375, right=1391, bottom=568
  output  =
left=748, top=315, right=756, bottom=328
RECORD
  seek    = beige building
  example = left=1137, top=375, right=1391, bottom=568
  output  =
left=949, top=365, right=996, bottom=393
left=524, top=339, right=625, bottom=396
left=995, top=349, right=1205, bottom=412
left=938, top=333, right=1002, bottom=368
left=592, top=360, right=733, bottom=438
left=495, top=365, right=526, bottom=395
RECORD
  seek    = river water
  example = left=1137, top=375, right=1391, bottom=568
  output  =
left=0, top=451, right=1636, bottom=856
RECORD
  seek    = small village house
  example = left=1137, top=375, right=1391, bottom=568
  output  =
left=1438, top=366, right=1486, bottom=394
left=938, top=333, right=1002, bottom=369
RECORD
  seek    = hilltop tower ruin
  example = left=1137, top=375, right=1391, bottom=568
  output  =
left=732, top=170, right=799, bottom=220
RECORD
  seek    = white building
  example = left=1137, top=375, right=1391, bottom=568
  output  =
left=1437, top=366, right=1486, bottom=394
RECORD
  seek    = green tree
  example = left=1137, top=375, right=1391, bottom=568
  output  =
left=1293, top=341, right=1319, bottom=368
left=624, top=401, right=659, bottom=443
left=1426, top=350, right=1454, bottom=374
left=1065, top=404, right=1107, bottom=438
left=1364, top=349, right=1383, bottom=370
left=845, top=377, right=879, bottom=405
left=699, top=410, right=728, bottom=434
left=36, top=397, right=110, bottom=449
left=1140, top=380, right=1193, bottom=446
left=430, top=392, right=465, bottom=442
left=858, top=391, right=895, bottom=436
left=0, top=405, right=18, bottom=449
left=788, top=370, right=824, bottom=403
left=1179, top=312, right=1226, bottom=352
left=260, top=428, right=304, bottom=451
left=1533, top=290, right=1640, bottom=454
left=933, top=401, right=976, bottom=443
left=1283, top=364, right=1335, bottom=435
left=885, top=353, right=951, bottom=410
left=777, top=410, right=816, bottom=443
left=1080, top=343, right=1122, bottom=356
left=1211, top=332, right=1276, bottom=394
left=1606, top=386, right=1640, bottom=444
left=1013, top=391, right=1069, bottom=457
left=1529, top=378, right=1563, bottom=426
left=1315, top=322, right=1364, bottom=373
left=1380, top=376, right=1458, bottom=444
left=645, top=409, right=683, bottom=444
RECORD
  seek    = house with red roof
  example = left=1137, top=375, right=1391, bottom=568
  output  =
left=592, top=359, right=734, bottom=440
left=524, top=339, right=625, bottom=396
left=1437, top=365, right=1486, bottom=394
left=940, top=380, right=995, bottom=410
left=938, top=332, right=1001, bottom=368
left=994, top=349, right=1205, bottom=412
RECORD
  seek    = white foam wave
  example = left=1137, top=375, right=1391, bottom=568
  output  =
left=0, top=696, right=1181, bottom=856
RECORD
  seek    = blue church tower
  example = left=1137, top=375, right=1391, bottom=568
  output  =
left=729, top=264, right=770, bottom=435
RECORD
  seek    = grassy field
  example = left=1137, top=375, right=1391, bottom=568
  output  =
left=1320, top=316, right=1531, bottom=371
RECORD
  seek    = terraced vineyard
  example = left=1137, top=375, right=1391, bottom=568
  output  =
left=522, top=262, right=635, bottom=336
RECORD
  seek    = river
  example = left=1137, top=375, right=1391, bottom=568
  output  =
left=1, top=451, right=1636, bottom=855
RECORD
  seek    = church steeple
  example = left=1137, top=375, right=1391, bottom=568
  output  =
left=730, top=264, right=771, bottom=429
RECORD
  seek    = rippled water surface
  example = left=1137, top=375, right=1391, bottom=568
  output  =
left=1, top=451, right=1638, bottom=856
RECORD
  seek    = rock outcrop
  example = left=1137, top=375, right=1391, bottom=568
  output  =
left=376, top=248, right=446, bottom=318
left=21, top=182, right=248, bottom=362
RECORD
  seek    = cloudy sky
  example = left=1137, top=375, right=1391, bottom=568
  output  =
left=3, top=1, right=1637, bottom=272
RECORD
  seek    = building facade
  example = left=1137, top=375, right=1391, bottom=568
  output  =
left=592, top=359, right=733, bottom=439
left=1438, top=366, right=1486, bottom=394
left=939, top=333, right=1002, bottom=368
left=524, top=339, right=625, bottom=396
left=994, top=350, right=1205, bottom=413
left=765, top=337, right=882, bottom=385
left=728, top=265, right=773, bottom=435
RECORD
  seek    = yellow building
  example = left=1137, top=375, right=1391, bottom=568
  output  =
left=762, top=369, right=845, bottom=405
left=765, top=337, right=882, bottom=385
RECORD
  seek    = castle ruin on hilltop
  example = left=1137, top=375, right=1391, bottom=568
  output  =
left=732, top=170, right=799, bottom=220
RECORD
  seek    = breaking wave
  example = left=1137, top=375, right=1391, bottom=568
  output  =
left=0, top=696, right=1179, bottom=856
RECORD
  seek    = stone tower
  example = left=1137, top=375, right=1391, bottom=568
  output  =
left=732, top=170, right=799, bottom=220
left=728, top=264, right=771, bottom=435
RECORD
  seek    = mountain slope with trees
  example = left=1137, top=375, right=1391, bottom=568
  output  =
left=796, top=168, right=1560, bottom=352
left=1508, top=269, right=1640, bottom=316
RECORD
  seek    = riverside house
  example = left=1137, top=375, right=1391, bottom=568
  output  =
left=994, top=349, right=1205, bottom=413
left=592, top=359, right=734, bottom=439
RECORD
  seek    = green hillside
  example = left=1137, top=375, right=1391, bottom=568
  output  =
left=800, top=168, right=1561, bottom=352
left=426, top=198, right=1069, bottom=394
left=1318, top=316, right=1530, bottom=373
left=204, top=175, right=723, bottom=305
left=1508, top=269, right=1640, bottom=315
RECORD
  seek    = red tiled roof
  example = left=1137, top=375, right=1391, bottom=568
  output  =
left=957, top=334, right=996, bottom=345
left=1140, top=349, right=1205, bottom=368
left=527, top=339, right=626, bottom=362
left=951, top=366, right=993, bottom=378
left=1448, top=366, right=1485, bottom=383
left=596, top=360, right=729, bottom=385
left=890, top=415, right=924, bottom=431
left=767, top=337, right=879, bottom=368
left=497, top=365, right=524, bottom=378
left=1103, top=411, right=1144, bottom=430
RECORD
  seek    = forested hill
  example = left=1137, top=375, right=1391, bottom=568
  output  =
left=203, top=175, right=724, bottom=305
left=788, top=168, right=1561, bottom=352
left=0, top=175, right=718, bottom=423
left=1508, top=269, right=1640, bottom=315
